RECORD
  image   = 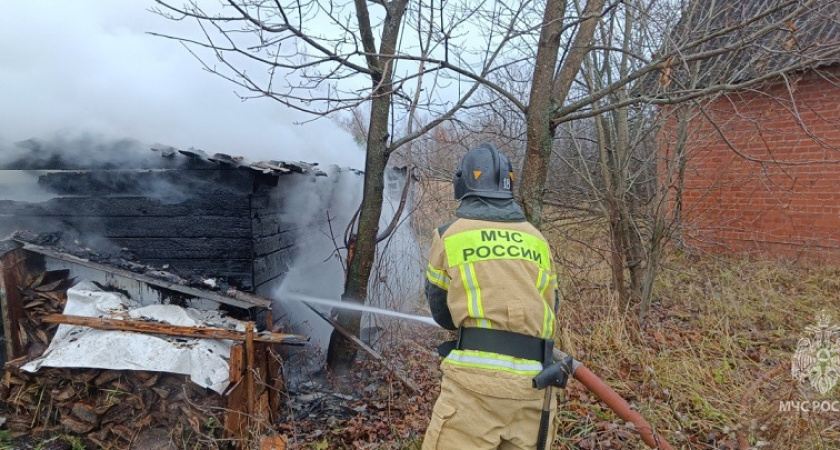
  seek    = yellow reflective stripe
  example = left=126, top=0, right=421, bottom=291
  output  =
left=541, top=301, right=554, bottom=339
left=536, top=269, right=550, bottom=297
left=460, top=262, right=490, bottom=328
left=550, top=274, right=558, bottom=290
left=444, top=350, right=543, bottom=375
left=536, top=269, right=554, bottom=339
left=444, top=229, right=551, bottom=270
left=426, top=264, right=450, bottom=290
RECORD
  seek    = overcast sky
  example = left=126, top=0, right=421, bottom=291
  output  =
left=0, top=1, right=365, bottom=168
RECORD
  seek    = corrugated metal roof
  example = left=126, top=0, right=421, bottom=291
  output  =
left=159, top=145, right=327, bottom=176
left=1, top=138, right=327, bottom=177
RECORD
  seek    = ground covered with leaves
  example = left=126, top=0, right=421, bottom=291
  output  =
left=275, top=327, right=445, bottom=450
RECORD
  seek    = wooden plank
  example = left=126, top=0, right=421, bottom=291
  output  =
left=252, top=235, right=295, bottom=259
left=19, top=243, right=268, bottom=309
left=245, top=323, right=255, bottom=419
left=249, top=176, right=290, bottom=214
left=224, top=375, right=248, bottom=448
left=253, top=342, right=275, bottom=433
left=229, top=344, right=244, bottom=383
left=249, top=194, right=278, bottom=212
left=250, top=214, right=297, bottom=239
left=45, top=216, right=253, bottom=239
left=138, top=258, right=252, bottom=272
left=37, top=169, right=253, bottom=197
left=266, top=345, right=283, bottom=415
left=252, top=252, right=293, bottom=287
left=225, top=343, right=278, bottom=449
left=137, top=258, right=252, bottom=284
left=0, top=151, right=223, bottom=171
left=42, top=314, right=308, bottom=345
left=0, top=248, right=28, bottom=359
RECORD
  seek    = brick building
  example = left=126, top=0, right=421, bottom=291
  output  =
left=659, top=0, right=840, bottom=259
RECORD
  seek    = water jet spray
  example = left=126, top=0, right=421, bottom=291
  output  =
left=280, top=292, right=439, bottom=327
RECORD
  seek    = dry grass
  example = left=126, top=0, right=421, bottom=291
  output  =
left=553, top=246, right=840, bottom=449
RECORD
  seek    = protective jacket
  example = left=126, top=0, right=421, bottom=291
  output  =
left=426, top=196, right=558, bottom=384
left=423, top=197, right=559, bottom=449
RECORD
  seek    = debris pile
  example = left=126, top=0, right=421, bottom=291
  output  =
left=2, top=365, right=227, bottom=448
left=10, top=268, right=74, bottom=359
left=0, top=270, right=230, bottom=448
left=0, top=258, right=295, bottom=450
left=276, top=336, right=442, bottom=449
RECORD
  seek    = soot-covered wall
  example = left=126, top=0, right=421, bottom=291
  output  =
left=0, top=138, right=324, bottom=291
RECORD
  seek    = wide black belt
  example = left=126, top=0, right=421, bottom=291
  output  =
left=437, top=327, right=553, bottom=365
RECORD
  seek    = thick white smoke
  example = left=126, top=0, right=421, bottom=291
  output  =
left=269, top=167, right=424, bottom=382
left=0, top=1, right=364, bottom=169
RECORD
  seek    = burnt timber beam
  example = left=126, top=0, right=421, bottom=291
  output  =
left=16, top=242, right=271, bottom=309
left=43, top=314, right=307, bottom=346
left=0, top=248, right=28, bottom=359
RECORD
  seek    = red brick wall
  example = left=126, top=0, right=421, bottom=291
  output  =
left=666, top=68, right=840, bottom=260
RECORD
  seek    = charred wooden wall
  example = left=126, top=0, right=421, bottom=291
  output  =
left=250, top=175, right=297, bottom=291
left=0, top=166, right=304, bottom=292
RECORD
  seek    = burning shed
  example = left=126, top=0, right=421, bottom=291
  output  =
left=0, top=136, right=370, bottom=448
left=0, top=135, right=425, bottom=447
left=0, top=137, right=330, bottom=293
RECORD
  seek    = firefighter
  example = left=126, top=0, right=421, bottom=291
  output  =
left=423, top=142, right=560, bottom=450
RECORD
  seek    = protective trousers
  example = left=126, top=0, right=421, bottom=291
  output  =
left=422, top=375, right=558, bottom=450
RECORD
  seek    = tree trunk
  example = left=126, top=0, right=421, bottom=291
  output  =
left=638, top=223, right=662, bottom=323
left=595, top=109, right=629, bottom=306
left=612, top=76, right=645, bottom=304
left=326, top=91, right=391, bottom=376
left=607, top=202, right=629, bottom=305
left=326, top=0, right=407, bottom=377
left=619, top=202, right=644, bottom=303
left=522, top=0, right=606, bottom=228
left=521, top=0, right=566, bottom=228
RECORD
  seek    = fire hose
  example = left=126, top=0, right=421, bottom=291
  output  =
left=538, top=348, right=674, bottom=450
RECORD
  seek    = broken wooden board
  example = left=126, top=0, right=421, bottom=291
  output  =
left=42, top=314, right=308, bottom=345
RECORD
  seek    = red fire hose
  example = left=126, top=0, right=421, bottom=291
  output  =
left=554, top=349, right=674, bottom=450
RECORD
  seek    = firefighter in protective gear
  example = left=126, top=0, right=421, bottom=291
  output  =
left=423, top=143, right=560, bottom=450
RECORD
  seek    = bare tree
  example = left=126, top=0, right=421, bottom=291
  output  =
left=445, top=0, right=840, bottom=320
left=521, top=0, right=611, bottom=229
left=150, top=0, right=537, bottom=375
left=151, top=1, right=840, bottom=379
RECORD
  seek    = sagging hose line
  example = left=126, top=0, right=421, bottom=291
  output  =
left=553, top=348, right=674, bottom=450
